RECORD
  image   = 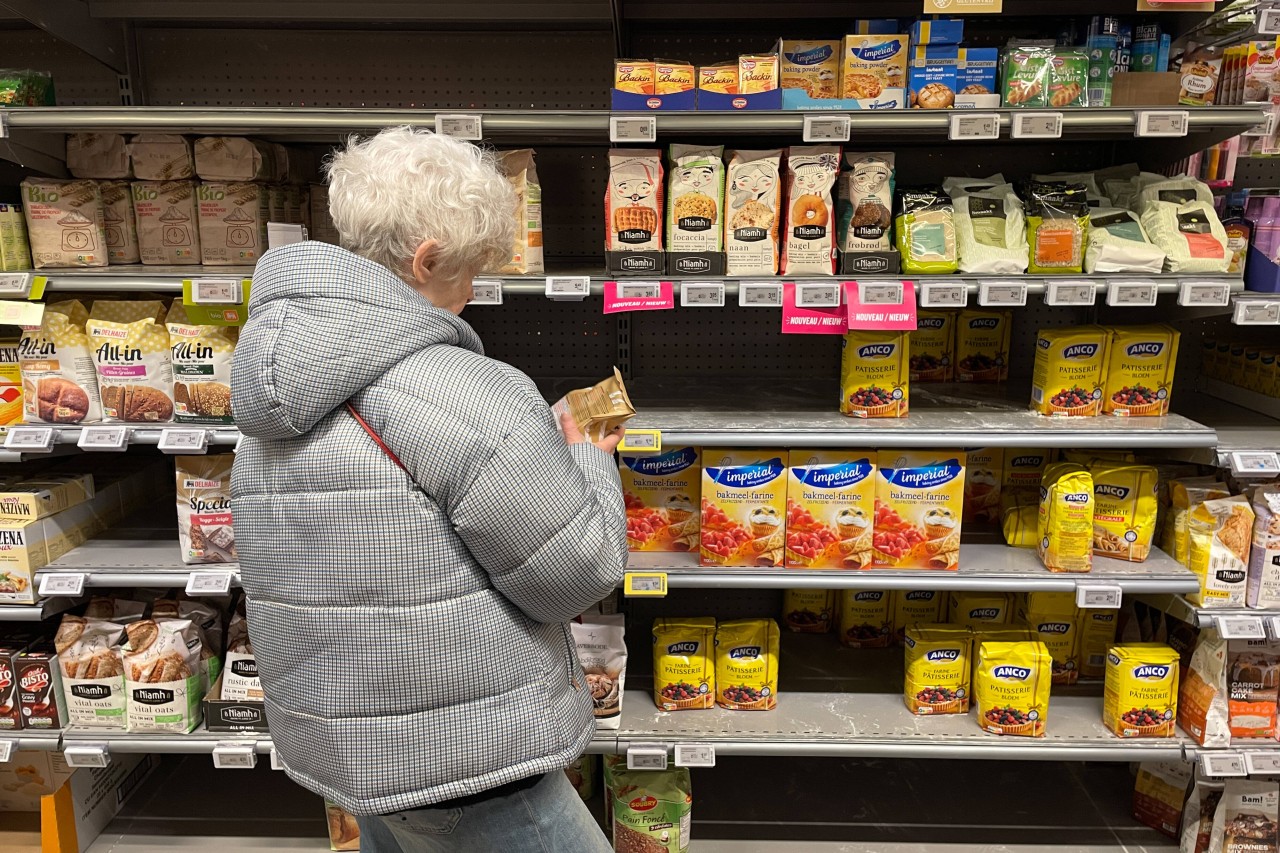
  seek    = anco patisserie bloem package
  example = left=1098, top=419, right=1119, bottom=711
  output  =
left=700, top=450, right=787, bottom=567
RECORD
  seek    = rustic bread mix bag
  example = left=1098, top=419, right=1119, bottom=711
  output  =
left=87, top=300, right=175, bottom=423
left=123, top=617, right=203, bottom=733
left=165, top=302, right=236, bottom=425
left=54, top=614, right=128, bottom=729
left=220, top=608, right=261, bottom=702
left=98, top=180, right=140, bottom=264
left=495, top=149, right=543, bottom=275
left=21, top=178, right=108, bottom=268
left=175, top=454, right=237, bottom=565
left=605, top=149, right=663, bottom=252
left=665, top=144, right=724, bottom=254
left=724, top=149, right=782, bottom=275
left=19, top=300, right=103, bottom=424
left=781, top=146, right=840, bottom=275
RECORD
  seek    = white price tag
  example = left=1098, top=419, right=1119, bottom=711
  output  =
left=1231, top=451, right=1280, bottom=477
left=802, top=115, right=851, bottom=143
left=190, top=278, right=243, bottom=305
left=0, top=272, right=34, bottom=298
left=626, top=746, right=668, bottom=771
left=158, top=428, right=208, bottom=454
left=919, top=282, right=967, bottom=308
left=545, top=276, right=591, bottom=300
left=680, top=281, right=725, bottom=307
left=266, top=222, right=307, bottom=249
left=1136, top=110, right=1189, bottom=138
left=1107, top=281, right=1158, bottom=307
left=1218, top=615, right=1267, bottom=640
left=63, top=744, right=109, bottom=768
left=1234, top=300, right=1280, bottom=325
left=1246, top=751, right=1280, bottom=774
left=1179, top=281, right=1231, bottom=307
left=77, top=426, right=128, bottom=452
left=38, top=573, right=85, bottom=597
left=609, top=116, right=657, bottom=143
left=673, top=743, right=716, bottom=768
left=618, top=281, right=661, bottom=299
left=470, top=279, right=502, bottom=305
left=3, top=427, right=54, bottom=453
left=1045, top=281, right=1096, bottom=307
left=978, top=282, right=1027, bottom=307
left=186, top=570, right=235, bottom=596
left=1201, top=752, right=1247, bottom=777
left=1244, top=111, right=1279, bottom=138
left=1271, top=616, right=1280, bottom=642
left=1076, top=584, right=1123, bottom=609
left=795, top=282, right=840, bottom=308
left=1012, top=112, right=1063, bottom=139
left=621, top=431, right=660, bottom=450
left=212, top=744, right=257, bottom=769
left=738, top=281, right=782, bottom=307
left=859, top=283, right=904, bottom=305
left=0, top=739, right=13, bottom=763
left=949, top=113, right=1001, bottom=140
left=270, top=746, right=285, bottom=770
left=628, top=574, right=666, bottom=594
left=1261, top=7, right=1280, bottom=35
left=434, top=114, right=483, bottom=140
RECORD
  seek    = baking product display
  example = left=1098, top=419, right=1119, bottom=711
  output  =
left=54, top=615, right=127, bottom=729
left=122, top=617, right=203, bottom=733
left=783, top=588, right=835, bottom=633
left=714, top=618, right=779, bottom=710
left=98, top=180, right=140, bottom=265
left=700, top=450, right=786, bottom=567
left=1017, top=594, right=1082, bottom=686
left=666, top=144, right=724, bottom=259
left=839, top=589, right=892, bottom=648
left=495, top=149, right=543, bottom=275
left=909, top=310, right=953, bottom=382
left=872, top=451, right=965, bottom=570
left=963, top=448, right=1002, bottom=528
left=1189, top=495, right=1255, bottom=609
left=605, top=758, right=693, bottom=853
left=1103, top=643, right=1180, bottom=738
left=651, top=617, right=716, bottom=711
left=953, top=182, right=1028, bottom=275
left=840, top=330, right=909, bottom=419
left=175, top=455, right=237, bottom=565
left=196, top=181, right=267, bottom=266
left=131, top=180, right=200, bottom=265
left=1089, top=463, right=1159, bottom=562
left=87, top=301, right=175, bottom=423
left=724, top=149, right=783, bottom=275
left=785, top=450, right=874, bottom=568
left=1025, top=183, right=1090, bottom=274
left=1102, top=326, right=1180, bottom=417
left=836, top=151, right=894, bottom=263
left=955, top=309, right=1012, bottom=383
left=974, top=640, right=1052, bottom=737
left=1085, top=207, right=1166, bottom=274
left=1029, top=326, right=1110, bottom=417
left=1037, top=463, right=1095, bottom=574
left=778, top=40, right=840, bottom=99
left=841, top=34, right=908, bottom=101
left=221, top=609, right=260, bottom=703
left=620, top=447, right=700, bottom=552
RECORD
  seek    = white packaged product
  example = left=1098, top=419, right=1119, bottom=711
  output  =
left=54, top=615, right=128, bottom=729
left=20, top=178, right=108, bottom=269
left=1032, top=171, right=1102, bottom=197
left=221, top=610, right=261, bottom=702
left=724, top=149, right=783, bottom=275
left=98, top=180, right=140, bottom=264
left=1248, top=488, right=1280, bottom=609
left=67, top=133, right=132, bottom=180
left=196, top=181, right=267, bottom=265
left=941, top=174, right=1005, bottom=199
left=954, top=184, right=1028, bottom=274
left=496, top=149, right=544, bottom=274
left=1140, top=196, right=1229, bottom=274
left=837, top=151, right=894, bottom=254
left=193, top=137, right=279, bottom=182
left=123, top=617, right=203, bottom=733
left=1084, top=207, right=1166, bottom=274
left=1133, top=176, right=1215, bottom=215
left=570, top=613, right=626, bottom=730
left=665, top=144, right=725, bottom=254
left=128, top=134, right=195, bottom=180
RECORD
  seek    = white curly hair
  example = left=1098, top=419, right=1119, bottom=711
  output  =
left=324, top=126, right=515, bottom=283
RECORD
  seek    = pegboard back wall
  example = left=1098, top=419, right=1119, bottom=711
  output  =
left=1233, top=155, right=1280, bottom=191
left=465, top=298, right=617, bottom=378
left=0, top=29, right=121, bottom=105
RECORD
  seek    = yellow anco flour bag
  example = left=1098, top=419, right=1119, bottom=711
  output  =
left=839, top=589, right=892, bottom=648
left=903, top=624, right=972, bottom=715
left=948, top=591, right=1013, bottom=628
left=782, top=588, right=835, bottom=633
left=840, top=330, right=909, bottom=418
left=1038, top=463, right=1094, bottom=573
left=652, top=618, right=716, bottom=710
left=1103, top=643, right=1180, bottom=737
left=1102, top=325, right=1180, bottom=417
left=975, top=641, right=1053, bottom=737
left=714, top=618, right=780, bottom=710
left=1089, top=463, right=1159, bottom=563
left=1029, top=325, right=1111, bottom=417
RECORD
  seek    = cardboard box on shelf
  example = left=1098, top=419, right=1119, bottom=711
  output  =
left=0, top=750, right=73, bottom=812
left=0, top=474, right=94, bottom=522
left=1111, top=71, right=1181, bottom=106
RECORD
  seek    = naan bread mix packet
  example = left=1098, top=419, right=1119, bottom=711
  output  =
left=724, top=149, right=783, bottom=275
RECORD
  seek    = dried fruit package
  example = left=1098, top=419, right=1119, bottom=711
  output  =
left=785, top=450, right=875, bottom=568
left=837, top=151, right=894, bottom=255
left=974, top=640, right=1052, bottom=736
left=665, top=144, right=724, bottom=253
left=605, top=149, right=663, bottom=252
left=782, top=589, right=835, bottom=633
left=839, top=589, right=892, bottom=648
left=1102, top=325, right=1180, bottom=417
left=873, top=450, right=966, bottom=570
left=781, top=145, right=840, bottom=275
left=714, top=618, right=779, bottom=710
left=87, top=300, right=175, bottom=423
left=1037, top=463, right=1094, bottom=573
left=1103, top=643, right=1180, bottom=738
left=1025, top=182, right=1089, bottom=274
left=903, top=623, right=972, bottom=714
left=700, top=450, right=786, bottom=567
left=652, top=617, right=715, bottom=711
left=571, top=613, right=626, bottom=729
left=840, top=330, right=909, bottom=419
left=123, top=617, right=203, bottom=733
left=724, top=149, right=782, bottom=275
left=166, top=301, right=237, bottom=425
left=54, top=615, right=128, bottom=729
left=18, top=299, right=103, bottom=424
left=619, top=446, right=700, bottom=552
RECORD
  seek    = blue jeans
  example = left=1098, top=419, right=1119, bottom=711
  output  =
left=355, top=770, right=612, bottom=853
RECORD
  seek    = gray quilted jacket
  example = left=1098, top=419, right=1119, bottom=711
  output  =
left=230, top=242, right=627, bottom=815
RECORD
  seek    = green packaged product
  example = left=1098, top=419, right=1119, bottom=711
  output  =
left=1024, top=182, right=1089, bottom=275
left=1003, top=46, right=1051, bottom=107
left=0, top=69, right=54, bottom=107
left=1048, top=50, right=1089, bottom=108
left=895, top=187, right=957, bottom=275
left=605, top=756, right=692, bottom=853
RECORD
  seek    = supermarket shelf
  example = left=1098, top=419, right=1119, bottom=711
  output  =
left=1, top=729, right=62, bottom=751
left=4, top=106, right=1265, bottom=143
left=0, top=596, right=80, bottom=622
left=1138, top=592, right=1280, bottom=635
left=3, top=424, right=240, bottom=450
left=612, top=691, right=1185, bottom=762
left=41, top=539, right=239, bottom=588
left=627, top=545, right=1198, bottom=594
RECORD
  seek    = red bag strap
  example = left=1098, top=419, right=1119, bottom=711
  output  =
left=345, top=402, right=408, bottom=473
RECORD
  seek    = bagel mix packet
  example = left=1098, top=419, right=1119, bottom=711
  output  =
left=665, top=144, right=724, bottom=253
left=19, top=300, right=103, bottom=424
left=54, top=615, right=128, bottom=729
left=87, top=300, right=175, bottom=424
left=781, top=145, right=841, bottom=275
left=165, top=302, right=237, bottom=425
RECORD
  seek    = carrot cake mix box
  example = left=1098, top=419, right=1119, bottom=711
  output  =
left=620, top=447, right=700, bottom=553
left=1103, top=643, right=1180, bottom=737
left=1030, top=325, right=1111, bottom=416
left=701, top=449, right=787, bottom=567
left=785, top=450, right=875, bottom=569
left=840, top=330, right=909, bottom=418
left=1102, top=325, right=1181, bottom=417
left=838, top=589, right=892, bottom=648
left=955, top=309, right=1012, bottom=382
left=873, top=450, right=966, bottom=570
left=903, top=624, right=972, bottom=715
left=964, top=447, right=1004, bottom=528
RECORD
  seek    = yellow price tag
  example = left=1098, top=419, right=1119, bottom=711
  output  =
left=623, top=572, right=668, bottom=597
left=29, top=276, right=47, bottom=300
left=619, top=429, right=662, bottom=453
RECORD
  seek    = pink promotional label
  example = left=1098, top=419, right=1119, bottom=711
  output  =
left=780, top=283, right=846, bottom=334
left=844, top=281, right=917, bottom=330
left=99, top=365, right=148, bottom=378
left=602, top=281, right=675, bottom=314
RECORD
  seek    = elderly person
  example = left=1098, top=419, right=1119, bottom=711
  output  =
left=231, top=127, right=627, bottom=852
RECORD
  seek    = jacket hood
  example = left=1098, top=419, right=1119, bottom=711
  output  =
left=232, top=241, right=483, bottom=439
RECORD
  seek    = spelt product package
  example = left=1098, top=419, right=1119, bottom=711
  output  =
left=1228, top=638, right=1280, bottom=740
left=571, top=614, right=626, bottom=729
left=21, top=178, right=108, bottom=268
left=1102, top=325, right=1180, bottom=417
left=785, top=450, right=875, bottom=568
left=1177, top=628, right=1230, bottom=747
left=783, top=589, right=835, bottom=633
left=87, top=301, right=175, bottom=423
left=895, top=187, right=957, bottom=274
left=607, top=760, right=692, bottom=853
left=837, top=152, right=894, bottom=255
left=196, top=181, right=267, bottom=266
left=714, top=618, right=779, bottom=710
left=98, top=180, right=140, bottom=264
left=724, top=149, right=783, bottom=275
left=54, top=615, right=128, bottom=729
left=1089, top=464, right=1159, bottom=562
left=128, top=134, right=195, bottom=181
left=1189, top=495, right=1255, bottom=609
left=165, top=302, right=237, bottom=425
left=605, top=149, right=663, bottom=252
left=839, top=589, right=893, bottom=648
left=781, top=146, right=840, bottom=275
left=495, top=149, right=544, bottom=275
left=1132, top=761, right=1192, bottom=839
left=665, top=144, right=724, bottom=254
left=1024, top=182, right=1089, bottom=275
left=910, top=310, right=954, bottom=382
left=132, top=180, right=201, bottom=265
left=1248, top=488, right=1280, bottom=609
left=873, top=450, right=966, bottom=570
left=955, top=309, right=1012, bottom=382
left=67, top=133, right=132, bottom=180
left=176, top=455, right=237, bottom=565
left=652, top=617, right=715, bottom=711
left=19, top=300, right=103, bottom=424
left=1037, top=463, right=1094, bottom=574
left=221, top=610, right=261, bottom=702
left=1084, top=208, right=1166, bottom=274
left=955, top=184, right=1029, bottom=274
left=123, top=617, right=202, bottom=733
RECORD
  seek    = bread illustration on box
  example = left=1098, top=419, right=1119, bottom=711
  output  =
left=606, top=150, right=663, bottom=252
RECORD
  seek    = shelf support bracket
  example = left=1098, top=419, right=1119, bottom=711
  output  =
left=0, top=0, right=129, bottom=74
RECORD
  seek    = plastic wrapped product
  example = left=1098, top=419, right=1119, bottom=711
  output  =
left=895, top=187, right=957, bottom=274
left=665, top=144, right=724, bottom=253
left=941, top=173, right=1005, bottom=199
left=1139, top=194, right=1229, bottom=274
left=1024, top=182, right=1089, bottom=274
left=1084, top=207, right=1165, bottom=273
left=1133, top=176, right=1215, bottom=215
left=724, top=149, right=782, bottom=275
left=955, top=184, right=1028, bottom=274
left=496, top=149, right=544, bottom=274
left=1037, top=462, right=1093, bottom=573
